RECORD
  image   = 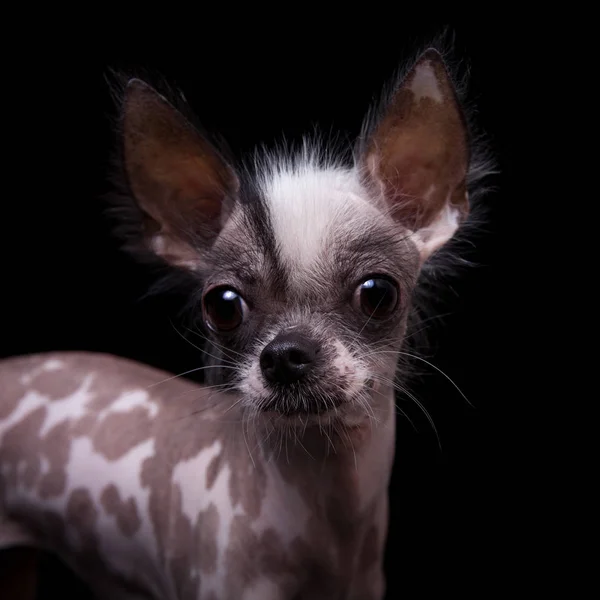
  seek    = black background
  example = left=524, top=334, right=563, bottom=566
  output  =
left=2, top=20, right=542, bottom=598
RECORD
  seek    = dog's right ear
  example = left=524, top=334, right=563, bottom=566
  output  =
left=120, top=79, right=239, bottom=269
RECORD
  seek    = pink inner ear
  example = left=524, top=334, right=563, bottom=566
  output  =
left=363, top=51, right=469, bottom=232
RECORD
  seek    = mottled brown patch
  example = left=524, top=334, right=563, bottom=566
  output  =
left=197, top=503, right=219, bottom=574
left=66, top=488, right=98, bottom=549
left=71, top=414, right=96, bottom=437
left=2, top=407, right=45, bottom=487
left=38, top=421, right=71, bottom=499
left=223, top=512, right=350, bottom=599
left=92, top=406, right=153, bottom=461
left=229, top=450, right=266, bottom=519
left=0, top=405, right=73, bottom=500
left=100, top=484, right=141, bottom=537
left=224, top=515, right=260, bottom=593
left=63, top=488, right=122, bottom=592
left=31, top=369, right=87, bottom=403
left=205, top=453, right=221, bottom=490
left=167, top=482, right=199, bottom=600
left=0, top=363, right=28, bottom=419
left=165, top=484, right=220, bottom=599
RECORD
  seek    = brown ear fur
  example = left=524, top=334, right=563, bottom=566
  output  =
left=361, top=49, right=470, bottom=259
left=122, top=79, right=239, bottom=268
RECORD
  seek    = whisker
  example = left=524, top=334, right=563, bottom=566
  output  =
left=397, top=351, right=472, bottom=408
left=361, top=348, right=472, bottom=407
left=370, top=373, right=441, bottom=450
left=371, top=400, right=419, bottom=430
left=170, top=388, right=239, bottom=422
left=168, top=318, right=238, bottom=367
left=242, top=406, right=257, bottom=468
left=405, top=311, right=455, bottom=340
left=183, top=326, right=247, bottom=360
left=222, top=396, right=245, bottom=416
left=146, top=365, right=237, bottom=389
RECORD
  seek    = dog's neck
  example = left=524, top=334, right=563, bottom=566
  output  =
left=244, top=385, right=396, bottom=515
left=202, top=378, right=397, bottom=539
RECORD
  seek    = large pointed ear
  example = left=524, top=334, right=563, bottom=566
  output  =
left=359, top=49, right=470, bottom=261
left=121, top=79, right=239, bottom=269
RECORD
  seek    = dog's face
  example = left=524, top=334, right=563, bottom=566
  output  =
left=118, top=50, right=470, bottom=427
left=200, top=166, right=421, bottom=423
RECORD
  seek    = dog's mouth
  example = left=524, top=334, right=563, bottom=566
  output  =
left=260, top=393, right=345, bottom=417
left=258, top=380, right=375, bottom=419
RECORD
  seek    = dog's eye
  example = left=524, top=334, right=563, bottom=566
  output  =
left=354, top=277, right=398, bottom=319
left=203, top=287, right=247, bottom=332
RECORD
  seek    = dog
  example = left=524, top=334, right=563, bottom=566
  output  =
left=0, top=41, right=493, bottom=599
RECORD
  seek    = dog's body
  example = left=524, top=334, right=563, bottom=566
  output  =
left=0, top=44, right=492, bottom=598
left=0, top=351, right=391, bottom=599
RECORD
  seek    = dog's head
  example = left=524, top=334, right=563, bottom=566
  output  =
left=115, top=49, right=473, bottom=427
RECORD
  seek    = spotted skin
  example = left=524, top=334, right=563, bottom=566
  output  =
left=0, top=352, right=391, bottom=599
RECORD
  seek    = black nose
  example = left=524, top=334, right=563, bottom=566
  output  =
left=259, top=332, right=318, bottom=384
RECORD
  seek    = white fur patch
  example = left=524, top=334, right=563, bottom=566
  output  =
left=97, top=389, right=159, bottom=421
left=2, top=436, right=162, bottom=594
left=410, top=61, right=443, bottom=103
left=0, top=390, right=49, bottom=437
left=66, top=437, right=160, bottom=588
left=39, top=375, right=95, bottom=437
left=172, top=441, right=222, bottom=524
left=19, top=358, right=65, bottom=385
left=332, top=340, right=368, bottom=400
left=259, top=163, right=379, bottom=279
left=0, top=376, right=96, bottom=440
left=411, top=201, right=461, bottom=260
left=240, top=359, right=265, bottom=406
left=251, top=462, right=310, bottom=545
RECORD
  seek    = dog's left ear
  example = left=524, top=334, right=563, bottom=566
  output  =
left=359, top=49, right=470, bottom=261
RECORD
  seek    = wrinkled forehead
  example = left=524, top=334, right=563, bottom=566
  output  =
left=213, top=167, right=419, bottom=292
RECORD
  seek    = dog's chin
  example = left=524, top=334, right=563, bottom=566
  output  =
left=256, top=388, right=371, bottom=428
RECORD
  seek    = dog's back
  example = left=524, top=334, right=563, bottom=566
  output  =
left=0, top=352, right=225, bottom=599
